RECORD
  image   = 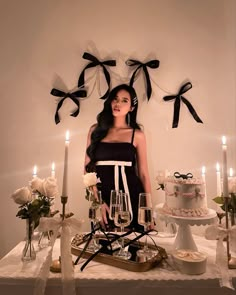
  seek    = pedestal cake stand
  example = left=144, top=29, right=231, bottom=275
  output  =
left=155, top=204, right=217, bottom=251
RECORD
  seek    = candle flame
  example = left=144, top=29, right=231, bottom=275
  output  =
left=216, top=162, right=220, bottom=172
left=202, top=166, right=206, bottom=175
left=222, top=135, right=226, bottom=145
left=65, top=130, right=70, bottom=142
left=229, top=168, right=233, bottom=177
left=52, top=162, right=55, bottom=171
left=33, top=165, right=37, bottom=175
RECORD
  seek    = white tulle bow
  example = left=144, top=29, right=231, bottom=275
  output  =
left=205, top=224, right=236, bottom=290
left=34, top=216, right=83, bottom=295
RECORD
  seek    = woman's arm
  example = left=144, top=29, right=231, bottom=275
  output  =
left=134, top=130, right=152, bottom=193
left=84, top=124, right=109, bottom=227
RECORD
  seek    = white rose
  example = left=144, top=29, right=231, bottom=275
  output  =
left=228, top=177, right=236, bottom=194
left=11, top=187, right=32, bottom=205
left=82, top=172, right=100, bottom=187
left=156, top=170, right=169, bottom=185
left=42, top=177, right=59, bottom=198
left=30, top=177, right=44, bottom=193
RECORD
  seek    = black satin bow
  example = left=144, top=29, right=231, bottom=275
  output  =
left=163, top=82, right=203, bottom=128
left=174, top=172, right=193, bottom=180
left=126, top=59, right=160, bottom=100
left=78, top=52, right=116, bottom=100
left=50, top=88, right=87, bottom=124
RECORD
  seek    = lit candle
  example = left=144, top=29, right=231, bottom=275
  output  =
left=201, top=166, right=206, bottom=181
left=216, top=162, right=222, bottom=196
left=62, top=131, right=70, bottom=196
left=33, top=165, right=37, bottom=178
left=229, top=168, right=233, bottom=177
left=222, top=136, right=229, bottom=198
left=51, top=162, right=55, bottom=178
left=201, top=166, right=207, bottom=197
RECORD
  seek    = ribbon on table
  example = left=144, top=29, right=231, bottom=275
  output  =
left=126, top=59, right=160, bottom=101
left=175, top=249, right=206, bottom=260
left=205, top=224, right=236, bottom=289
left=174, top=172, right=193, bottom=180
left=78, top=52, right=116, bottom=100
left=50, top=88, right=87, bottom=124
left=33, top=216, right=83, bottom=295
left=163, top=82, right=203, bottom=128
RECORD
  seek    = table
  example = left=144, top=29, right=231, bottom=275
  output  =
left=0, top=233, right=236, bottom=295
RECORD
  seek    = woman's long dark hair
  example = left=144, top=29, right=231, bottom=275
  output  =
left=85, top=84, right=141, bottom=172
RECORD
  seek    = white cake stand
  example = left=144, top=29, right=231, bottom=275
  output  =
left=155, top=204, right=217, bottom=251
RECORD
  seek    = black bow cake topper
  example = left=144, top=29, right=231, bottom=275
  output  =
left=174, top=172, right=193, bottom=180
left=78, top=52, right=116, bottom=100
left=163, top=82, right=203, bottom=128
left=50, top=88, right=87, bottom=124
left=126, top=59, right=160, bottom=101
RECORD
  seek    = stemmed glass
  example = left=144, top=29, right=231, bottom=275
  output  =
left=87, top=190, right=102, bottom=252
left=109, top=190, right=121, bottom=248
left=137, top=193, right=154, bottom=260
left=109, top=190, right=121, bottom=232
left=114, top=192, right=131, bottom=260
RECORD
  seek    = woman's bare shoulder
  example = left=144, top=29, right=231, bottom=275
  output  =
left=135, top=129, right=145, bottom=138
left=88, top=123, right=97, bottom=133
left=134, top=129, right=146, bottom=145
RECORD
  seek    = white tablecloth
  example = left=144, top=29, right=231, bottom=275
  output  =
left=0, top=233, right=236, bottom=295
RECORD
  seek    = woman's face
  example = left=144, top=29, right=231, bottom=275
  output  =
left=111, top=89, right=132, bottom=118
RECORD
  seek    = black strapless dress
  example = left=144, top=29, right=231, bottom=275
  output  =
left=94, top=141, right=144, bottom=231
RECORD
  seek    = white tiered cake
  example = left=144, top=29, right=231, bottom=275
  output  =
left=162, top=175, right=208, bottom=217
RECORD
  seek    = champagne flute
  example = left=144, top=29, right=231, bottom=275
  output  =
left=88, top=190, right=102, bottom=252
left=109, top=190, right=121, bottom=232
left=137, top=193, right=154, bottom=260
left=114, top=192, right=131, bottom=260
left=109, top=190, right=121, bottom=248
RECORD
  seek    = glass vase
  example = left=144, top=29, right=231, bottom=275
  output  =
left=21, top=218, right=36, bottom=261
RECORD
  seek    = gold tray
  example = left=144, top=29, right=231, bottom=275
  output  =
left=71, top=233, right=167, bottom=272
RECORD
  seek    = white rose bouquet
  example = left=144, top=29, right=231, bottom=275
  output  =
left=11, top=176, right=59, bottom=226
left=82, top=172, right=101, bottom=207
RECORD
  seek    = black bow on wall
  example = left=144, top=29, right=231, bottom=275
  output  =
left=163, top=82, right=203, bottom=128
left=50, top=88, right=87, bottom=124
left=78, top=52, right=116, bottom=100
left=126, top=59, right=160, bottom=100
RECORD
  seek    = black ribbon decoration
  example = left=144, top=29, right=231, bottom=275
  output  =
left=78, top=52, right=116, bottom=100
left=174, top=172, right=193, bottom=180
left=126, top=59, right=160, bottom=100
left=163, top=82, right=203, bottom=128
left=50, top=88, right=87, bottom=124
left=74, top=226, right=167, bottom=271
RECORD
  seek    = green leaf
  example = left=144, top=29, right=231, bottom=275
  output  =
left=212, top=196, right=224, bottom=205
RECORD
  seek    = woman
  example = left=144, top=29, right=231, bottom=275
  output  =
left=84, top=84, right=151, bottom=231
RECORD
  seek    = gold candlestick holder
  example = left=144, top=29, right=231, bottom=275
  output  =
left=224, top=196, right=236, bottom=269
left=50, top=195, right=74, bottom=273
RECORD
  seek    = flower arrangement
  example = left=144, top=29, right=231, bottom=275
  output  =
left=82, top=172, right=101, bottom=207
left=11, top=176, right=59, bottom=227
left=213, top=177, right=236, bottom=218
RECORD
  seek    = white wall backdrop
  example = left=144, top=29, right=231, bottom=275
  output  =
left=0, top=0, right=235, bottom=258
